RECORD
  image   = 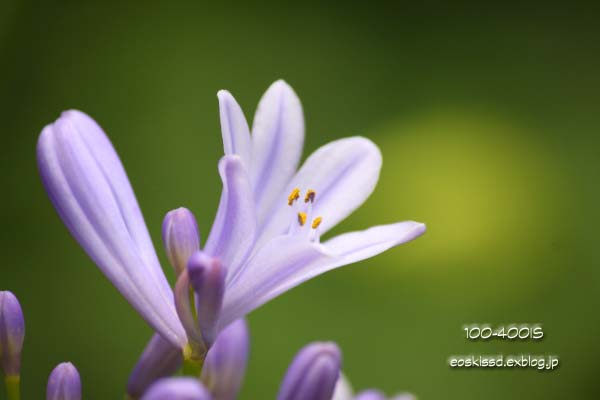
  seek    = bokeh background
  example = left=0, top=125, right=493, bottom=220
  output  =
left=1, top=1, right=599, bottom=398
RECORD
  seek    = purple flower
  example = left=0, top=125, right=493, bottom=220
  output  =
left=277, top=342, right=341, bottom=400
left=37, top=80, right=424, bottom=362
left=142, top=378, right=211, bottom=400
left=37, top=110, right=186, bottom=347
left=46, top=362, right=81, bottom=400
left=201, top=319, right=249, bottom=400
left=208, top=81, right=426, bottom=332
left=0, top=291, right=25, bottom=377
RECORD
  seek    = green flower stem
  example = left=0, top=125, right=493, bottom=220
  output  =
left=5, top=375, right=20, bottom=400
left=182, top=343, right=206, bottom=378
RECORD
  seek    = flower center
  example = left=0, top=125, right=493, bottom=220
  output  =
left=287, top=188, right=323, bottom=241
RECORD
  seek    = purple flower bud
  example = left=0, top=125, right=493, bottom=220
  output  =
left=46, top=362, right=81, bottom=400
left=127, top=333, right=183, bottom=398
left=201, top=319, right=249, bottom=400
left=354, top=390, right=386, bottom=400
left=162, top=208, right=200, bottom=277
left=142, top=377, right=211, bottom=400
left=187, top=251, right=226, bottom=346
left=0, top=291, right=25, bottom=376
left=277, top=342, right=341, bottom=400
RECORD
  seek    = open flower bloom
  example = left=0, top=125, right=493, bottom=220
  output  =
left=37, top=80, right=425, bottom=354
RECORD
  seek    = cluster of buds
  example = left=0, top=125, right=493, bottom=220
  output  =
left=1, top=291, right=82, bottom=400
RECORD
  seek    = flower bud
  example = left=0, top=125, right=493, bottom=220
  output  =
left=187, top=251, right=226, bottom=346
left=142, top=377, right=211, bottom=400
left=46, top=362, right=81, bottom=400
left=201, top=319, right=249, bottom=400
left=355, top=390, right=386, bottom=400
left=162, top=208, right=200, bottom=276
left=127, top=333, right=183, bottom=398
left=390, top=394, right=416, bottom=400
left=277, top=342, right=341, bottom=400
left=0, top=291, right=25, bottom=376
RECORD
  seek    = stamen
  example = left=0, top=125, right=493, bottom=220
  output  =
left=304, top=189, right=316, bottom=203
left=288, top=188, right=300, bottom=206
left=311, top=217, right=323, bottom=229
left=297, top=212, right=307, bottom=226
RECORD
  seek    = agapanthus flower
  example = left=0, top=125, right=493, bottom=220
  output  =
left=37, top=81, right=425, bottom=364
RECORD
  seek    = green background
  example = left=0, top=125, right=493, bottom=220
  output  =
left=1, top=1, right=598, bottom=398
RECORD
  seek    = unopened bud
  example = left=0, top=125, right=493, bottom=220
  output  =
left=46, top=362, right=81, bottom=400
left=0, top=291, right=25, bottom=376
left=277, top=342, right=341, bottom=400
left=162, top=208, right=200, bottom=276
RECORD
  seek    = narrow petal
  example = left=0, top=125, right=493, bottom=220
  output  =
left=37, top=110, right=186, bottom=346
left=221, top=222, right=425, bottom=327
left=188, top=252, right=226, bottom=346
left=201, top=319, right=249, bottom=400
left=256, top=137, right=382, bottom=247
left=142, top=378, right=211, bottom=400
left=218, top=90, right=252, bottom=169
left=127, top=334, right=182, bottom=399
left=204, top=155, right=257, bottom=282
left=250, top=80, right=304, bottom=225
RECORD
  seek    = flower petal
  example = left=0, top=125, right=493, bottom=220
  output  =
left=250, top=80, right=304, bottom=226
left=221, top=222, right=425, bottom=327
left=218, top=90, right=252, bottom=169
left=37, top=110, right=186, bottom=346
left=256, top=137, right=382, bottom=247
left=201, top=319, right=249, bottom=400
left=127, top=334, right=183, bottom=399
left=204, top=155, right=257, bottom=282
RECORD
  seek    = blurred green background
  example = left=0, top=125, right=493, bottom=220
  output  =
left=1, top=1, right=599, bottom=398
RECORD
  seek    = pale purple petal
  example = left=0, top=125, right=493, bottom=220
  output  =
left=256, top=137, right=382, bottom=247
left=127, top=334, right=182, bottom=399
left=277, top=342, right=341, bottom=400
left=201, top=319, right=249, bottom=400
left=142, top=378, right=211, bottom=400
left=354, top=390, right=386, bottom=400
left=217, top=90, right=252, bottom=169
left=204, top=155, right=257, bottom=281
left=46, top=362, right=81, bottom=400
left=221, top=222, right=425, bottom=327
left=250, top=80, right=304, bottom=226
left=174, top=271, right=204, bottom=347
left=36, top=110, right=186, bottom=346
left=188, top=252, right=226, bottom=346
left=0, top=291, right=25, bottom=376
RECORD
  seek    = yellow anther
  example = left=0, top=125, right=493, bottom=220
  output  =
left=288, top=188, right=300, bottom=206
left=304, top=189, right=316, bottom=203
left=297, top=212, right=307, bottom=226
left=311, top=216, right=323, bottom=229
